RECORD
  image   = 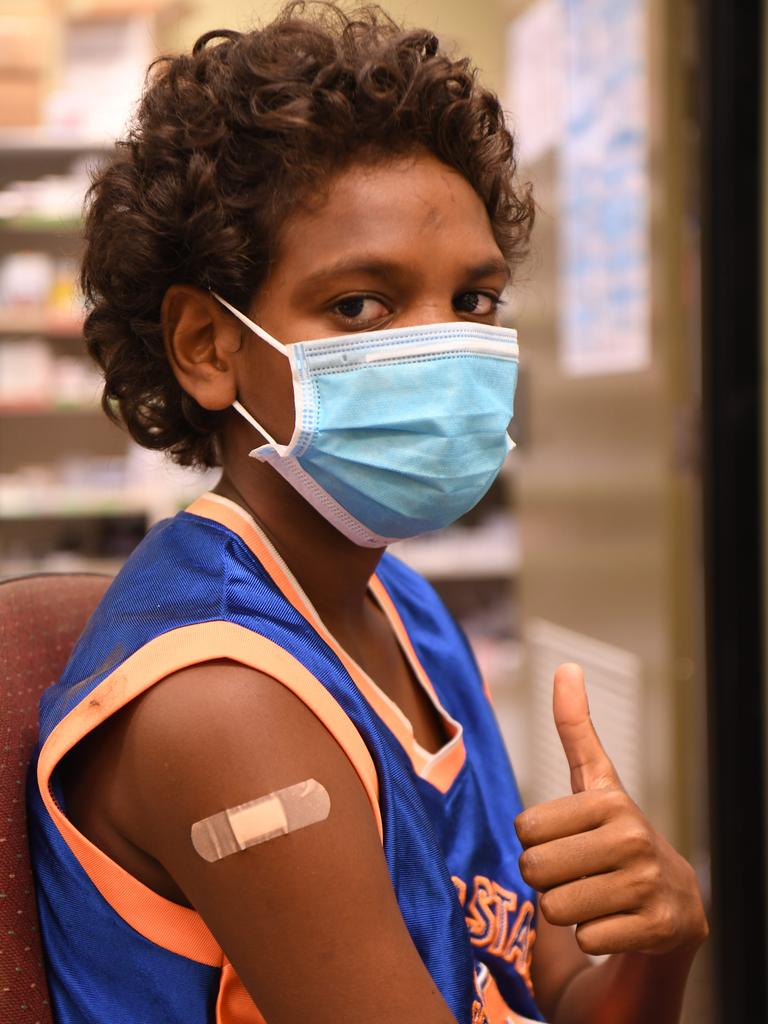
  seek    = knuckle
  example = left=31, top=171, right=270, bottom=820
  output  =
left=638, top=902, right=676, bottom=948
left=656, top=902, right=677, bottom=941
left=594, top=788, right=627, bottom=821
left=629, top=864, right=659, bottom=901
left=623, top=823, right=654, bottom=858
left=644, top=860, right=663, bottom=887
left=619, top=796, right=639, bottom=820
left=634, top=860, right=663, bottom=892
left=603, top=788, right=627, bottom=812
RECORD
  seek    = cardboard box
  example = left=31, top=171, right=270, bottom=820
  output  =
left=0, top=69, right=44, bottom=126
left=0, top=14, right=49, bottom=73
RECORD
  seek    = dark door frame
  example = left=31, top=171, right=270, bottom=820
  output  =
left=700, top=0, right=766, bottom=1019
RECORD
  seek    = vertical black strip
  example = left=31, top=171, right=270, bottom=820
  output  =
left=700, top=0, right=766, bottom=1019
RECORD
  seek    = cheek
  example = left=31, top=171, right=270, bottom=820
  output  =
left=238, top=340, right=296, bottom=446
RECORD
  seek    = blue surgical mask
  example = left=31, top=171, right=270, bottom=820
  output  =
left=213, top=293, right=519, bottom=547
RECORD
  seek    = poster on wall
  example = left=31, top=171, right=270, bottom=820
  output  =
left=505, top=0, right=565, bottom=166
left=507, top=0, right=651, bottom=377
left=560, top=0, right=651, bottom=376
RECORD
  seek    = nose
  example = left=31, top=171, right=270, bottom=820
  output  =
left=396, top=302, right=458, bottom=329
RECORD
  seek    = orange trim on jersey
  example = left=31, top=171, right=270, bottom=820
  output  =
left=482, top=678, right=496, bottom=708
left=186, top=494, right=424, bottom=764
left=186, top=494, right=467, bottom=791
left=367, top=575, right=444, bottom=708
left=368, top=575, right=466, bottom=792
left=480, top=970, right=536, bottom=1024
left=422, top=740, right=467, bottom=792
left=37, top=621, right=382, bottom=965
left=216, top=958, right=267, bottom=1024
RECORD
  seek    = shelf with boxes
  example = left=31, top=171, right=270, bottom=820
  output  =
left=0, top=0, right=158, bottom=549
left=0, top=311, right=83, bottom=337
left=0, top=333, right=103, bottom=412
left=0, top=132, right=219, bottom=575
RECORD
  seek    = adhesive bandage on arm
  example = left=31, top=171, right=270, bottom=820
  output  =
left=191, top=779, right=331, bottom=863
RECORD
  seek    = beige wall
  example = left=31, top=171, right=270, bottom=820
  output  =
left=158, top=0, right=507, bottom=93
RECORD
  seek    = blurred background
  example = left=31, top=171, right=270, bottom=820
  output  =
left=0, top=1, right=764, bottom=1021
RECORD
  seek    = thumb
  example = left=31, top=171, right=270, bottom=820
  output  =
left=553, top=663, right=622, bottom=793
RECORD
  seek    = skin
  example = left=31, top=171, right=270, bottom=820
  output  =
left=519, top=663, right=708, bottom=1023
left=62, top=152, right=707, bottom=1023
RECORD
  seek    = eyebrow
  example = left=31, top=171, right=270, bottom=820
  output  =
left=465, top=257, right=513, bottom=284
left=299, top=254, right=512, bottom=289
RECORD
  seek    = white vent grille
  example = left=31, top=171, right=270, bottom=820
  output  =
left=526, top=619, right=643, bottom=806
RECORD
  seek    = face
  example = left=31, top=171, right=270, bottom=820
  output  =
left=227, top=149, right=511, bottom=446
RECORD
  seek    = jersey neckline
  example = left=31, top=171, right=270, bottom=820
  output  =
left=185, top=491, right=466, bottom=793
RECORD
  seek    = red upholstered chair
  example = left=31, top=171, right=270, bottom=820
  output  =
left=0, top=573, right=111, bottom=1024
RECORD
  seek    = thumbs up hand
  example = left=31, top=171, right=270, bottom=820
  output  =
left=515, top=663, right=708, bottom=957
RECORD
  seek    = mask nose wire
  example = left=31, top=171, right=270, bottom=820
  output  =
left=210, top=291, right=288, bottom=355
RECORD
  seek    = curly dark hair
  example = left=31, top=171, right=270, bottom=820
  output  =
left=81, top=1, right=535, bottom=468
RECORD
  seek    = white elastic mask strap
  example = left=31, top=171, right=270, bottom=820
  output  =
left=230, top=399, right=285, bottom=453
left=212, top=292, right=291, bottom=452
left=211, top=291, right=288, bottom=354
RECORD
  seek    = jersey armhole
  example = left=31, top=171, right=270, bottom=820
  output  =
left=36, top=620, right=382, bottom=963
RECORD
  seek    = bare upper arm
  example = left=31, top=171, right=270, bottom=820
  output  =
left=106, top=659, right=456, bottom=1024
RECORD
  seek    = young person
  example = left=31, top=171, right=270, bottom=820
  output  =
left=27, top=4, right=707, bottom=1022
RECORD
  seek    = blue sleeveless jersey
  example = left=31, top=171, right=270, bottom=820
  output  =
left=27, top=493, right=544, bottom=1023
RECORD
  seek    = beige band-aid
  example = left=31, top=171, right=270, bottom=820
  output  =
left=191, top=778, right=330, bottom=863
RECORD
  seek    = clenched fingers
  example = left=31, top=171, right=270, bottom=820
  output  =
left=515, top=787, right=634, bottom=848
left=575, top=910, right=678, bottom=957
left=519, top=825, right=623, bottom=890
left=538, top=869, right=641, bottom=927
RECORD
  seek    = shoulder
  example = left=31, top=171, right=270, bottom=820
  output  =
left=67, top=512, right=233, bottom=648
left=57, top=512, right=284, bottom=707
left=114, top=659, right=379, bottom=847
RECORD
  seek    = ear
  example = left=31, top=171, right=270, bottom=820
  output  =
left=161, top=285, right=242, bottom=411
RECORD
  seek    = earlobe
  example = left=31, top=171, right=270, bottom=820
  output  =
left=161, top=285, right=240, bottom=411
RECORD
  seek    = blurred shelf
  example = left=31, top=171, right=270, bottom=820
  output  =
left=391, top=518, right=520, bottom=580
left=0, top=485, right=202, bottom=523
left=1, top=494, right=147, bottom=520
left=0, top=217, right=82, bottom=233
left=0, top=129, right=113, bottom=155
left=0, top=403, right=100, bottom=415
left=0, top=310, right=83, bottom=336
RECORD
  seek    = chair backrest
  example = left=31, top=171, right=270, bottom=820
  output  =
left=0, top=573, right=111, bottom=1024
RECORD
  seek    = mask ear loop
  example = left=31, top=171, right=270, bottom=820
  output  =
left=211, top=291, right=287, bottom=353
left=210, top=291, right=292, bottom=453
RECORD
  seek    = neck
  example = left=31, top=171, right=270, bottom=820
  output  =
left=213, top=462, right=385, bottom=622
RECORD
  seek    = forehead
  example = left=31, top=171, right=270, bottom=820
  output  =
left=271, top=151, right=504, bottom=282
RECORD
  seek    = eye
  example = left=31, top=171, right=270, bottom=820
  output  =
left=454, top=291, right=504, bottom=317
left=332, top=294, right=390, bottom=328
